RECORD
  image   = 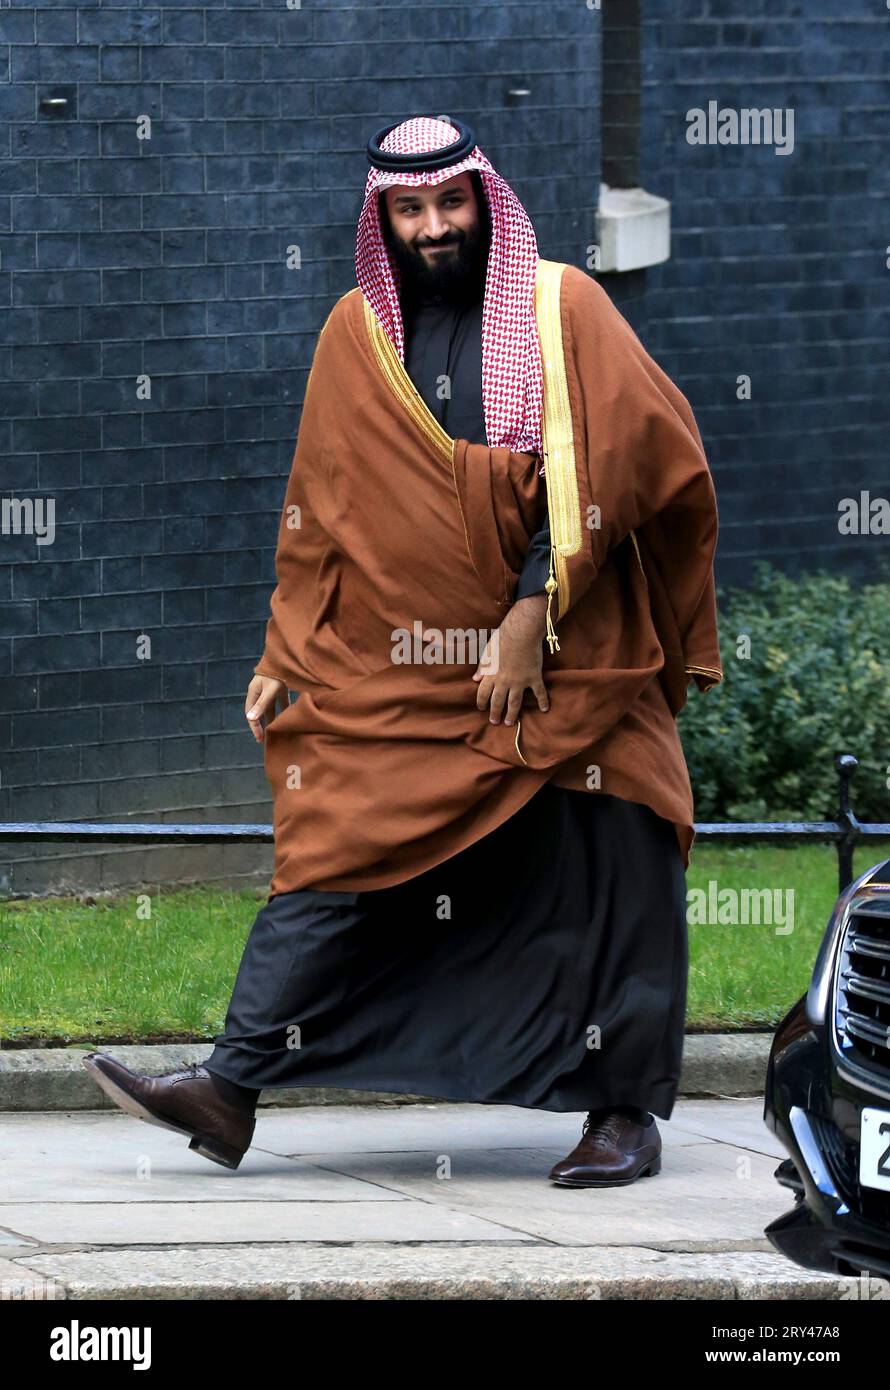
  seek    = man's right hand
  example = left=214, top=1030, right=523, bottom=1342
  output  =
left=245, top=675, right=288, bottom=743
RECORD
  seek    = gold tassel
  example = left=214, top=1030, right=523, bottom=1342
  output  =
left=544, top=544, right=560, bottom=654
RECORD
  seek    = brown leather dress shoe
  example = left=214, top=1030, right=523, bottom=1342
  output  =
left=82, top=1053, right=255, bottom=1170
left=548, top=1110, right=662, bottom=1187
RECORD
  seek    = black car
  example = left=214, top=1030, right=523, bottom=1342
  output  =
left=764, top=856, right=890, bottom=1278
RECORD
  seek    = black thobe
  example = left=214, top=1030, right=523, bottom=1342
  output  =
left=205, top=282, right=689, bottom=1118
left=401, top=285, right=553, bottom=598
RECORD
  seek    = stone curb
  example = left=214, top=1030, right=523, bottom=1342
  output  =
left=0, top=1246, right=847, bottom=1302
left=0, top=1032, right=771, bottom=1111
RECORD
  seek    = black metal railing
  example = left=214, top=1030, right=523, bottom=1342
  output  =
left=693, top=753, right=890, bottom=894
left=0, top=752, right=888, bottom=896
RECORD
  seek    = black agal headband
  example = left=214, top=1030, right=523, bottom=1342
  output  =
left=366, top=117, right=477, bottom=173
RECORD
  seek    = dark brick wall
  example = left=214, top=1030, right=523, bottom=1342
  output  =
left=0, top=1, right=600, bottom=895
left=634, top=0, right=890, bottom=588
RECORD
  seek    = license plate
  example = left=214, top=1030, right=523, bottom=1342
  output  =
left=859, top=1107, right=890, bottom=1192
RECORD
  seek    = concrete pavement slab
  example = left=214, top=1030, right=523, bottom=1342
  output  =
left=0, top=1097, right=872, bottom=1300
left=0, top=1111, right=411, bottom=1204
left=311, top=1141, right=788, bottom=1247
left=250, top=1098, right=718, bottom=1156
left=0, top=1200, right=523, bottom=1247
left=663, top=1096, right=786, bottom=1157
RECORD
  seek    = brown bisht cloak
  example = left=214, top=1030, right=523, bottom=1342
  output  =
left=253, top=260, right=724, bottom=895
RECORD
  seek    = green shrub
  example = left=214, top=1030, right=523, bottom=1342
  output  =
left=677, top=560, right=890, bottom=823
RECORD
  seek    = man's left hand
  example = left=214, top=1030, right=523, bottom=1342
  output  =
left=473, top=594, right=550, bottom=726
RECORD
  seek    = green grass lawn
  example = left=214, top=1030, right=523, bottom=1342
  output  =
left=684, top=842, right=890, bottom=1030
left=2, top=842, right=889, bottom=1045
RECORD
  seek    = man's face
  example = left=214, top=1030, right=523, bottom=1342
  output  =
left=382, top=173, right=485, bottom=296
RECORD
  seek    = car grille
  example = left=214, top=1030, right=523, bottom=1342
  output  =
left=834, top=898, right=890, bottom=1086
left=811, top=1113, right=890, bottom=1229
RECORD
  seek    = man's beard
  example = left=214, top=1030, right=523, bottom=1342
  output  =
left=386, top=217, right=488, bottom=304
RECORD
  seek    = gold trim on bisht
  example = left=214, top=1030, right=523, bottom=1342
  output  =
left=363, top=296, right=454, bottom=463
left=628, top=527, right=644, bottom=573
left=534, top=259, right=583, bottom=653
left=685, top=664, right=724, bottom=691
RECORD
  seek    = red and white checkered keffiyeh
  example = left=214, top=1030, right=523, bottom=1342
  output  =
left=355, top=116, right=544, bottom=457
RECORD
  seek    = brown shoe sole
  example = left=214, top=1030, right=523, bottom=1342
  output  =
left=549, top=1153, right=662, bottom=1187
left=82, top=1055, right=249, bottom=1170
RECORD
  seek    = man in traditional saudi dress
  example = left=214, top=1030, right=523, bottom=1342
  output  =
left=84, top=116, right=724, bottom=1187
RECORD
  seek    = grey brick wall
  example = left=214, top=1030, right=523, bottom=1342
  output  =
left=0, top=1, right=600, bottom=895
